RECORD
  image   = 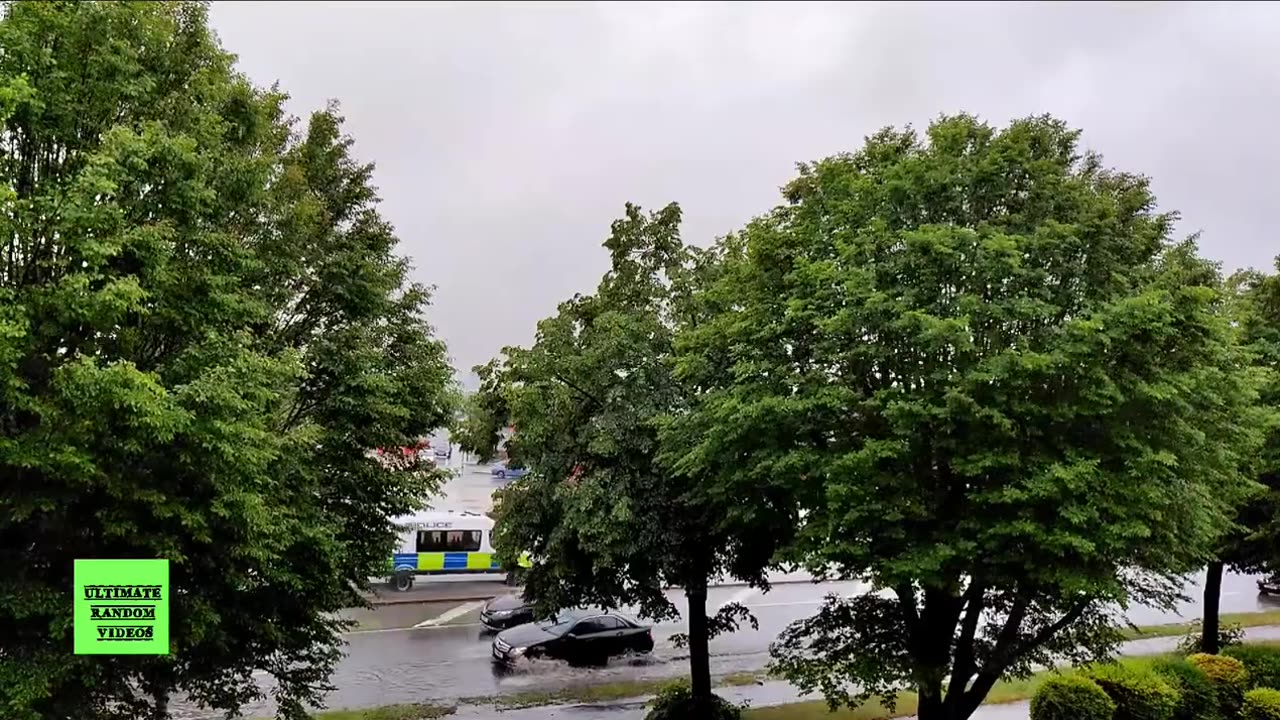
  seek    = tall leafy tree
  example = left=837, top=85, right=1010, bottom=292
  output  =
left=672, top=114, right=1267, bottom=720
left=1198, top=265, right=1280, bottom=653
left=0, top=3, right=452, bottom=719
left=452, top=360, right=509, bottom=464
left=478, top=204, right=790, bottom=713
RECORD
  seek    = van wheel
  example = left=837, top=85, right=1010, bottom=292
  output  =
left=392, top=571, right=415, bottom=592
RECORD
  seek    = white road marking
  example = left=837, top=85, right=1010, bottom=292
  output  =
left=844, top=581, right=872, bottom=598
left=411, top=600, right=487, bottom=628
left=718, top=586, right=760, bottom=613
left=747, top=600, right=824, bottom=609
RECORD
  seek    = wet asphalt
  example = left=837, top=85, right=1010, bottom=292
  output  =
left=169, top=444, right=1280, bottom=717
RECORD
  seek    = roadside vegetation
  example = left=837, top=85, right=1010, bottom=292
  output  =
left=3, top=3, right=1280, bottom=720
left=0, top=3, right=455, bottom=720
left=466, top=118, right=1280, bottom=720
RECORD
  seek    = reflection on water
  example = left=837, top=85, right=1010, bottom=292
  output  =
left=427, top=449, right=506, bottom=515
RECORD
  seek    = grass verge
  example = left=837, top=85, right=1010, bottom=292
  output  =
left=459, top=670, right=766, bottom=710
left=1119, top=609, right=1280, bottom=640
left=312, top=704, right=456, bottom=720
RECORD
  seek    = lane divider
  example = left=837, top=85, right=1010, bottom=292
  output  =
left=412, top=600, right=487, bottom=628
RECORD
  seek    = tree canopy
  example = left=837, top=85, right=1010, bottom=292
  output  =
left=670, top=114, right=1269, bottom=720
left=478, top=203, right=791, bottom=712
left=451, top=360, right=509, bottom=464
left=0, top=3, right=453, bottom=719
left=1195, top=263, right=1280, bottom=653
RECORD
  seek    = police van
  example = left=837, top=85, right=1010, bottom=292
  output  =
left=386, top=510, right=528, bottom=591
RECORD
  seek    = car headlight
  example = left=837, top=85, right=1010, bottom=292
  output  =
left=510, top=646, right=526, bottom=657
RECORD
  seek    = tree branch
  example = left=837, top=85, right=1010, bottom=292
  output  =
left=552, top=372, right=603, bottom=410
left=1016, top=598, right=1091, bottom=658
left=946, top=579, right=986, bottom=700
left=894, top=582, right=920, bottom=631
left=959, top=598, right=1090, bottom=717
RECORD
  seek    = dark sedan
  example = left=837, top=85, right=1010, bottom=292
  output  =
left=491, top=609, right=654, bottom=666
left=480, top=595, right=535, bottom=632
left=1260, top=575, right=1280, bottom=595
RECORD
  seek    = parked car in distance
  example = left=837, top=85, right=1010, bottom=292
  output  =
left=490, top=461, right=528, bottom=480
left=1259, top=575, right=1280, bottom=595
left=491, top=608, right=654, bottom=666
left=480, top=594, right=535, bottom=632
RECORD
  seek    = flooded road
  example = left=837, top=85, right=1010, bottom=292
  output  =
left=172, top=569, right=1276, bottom=718
left=173, top=443, right=1280, bottom=717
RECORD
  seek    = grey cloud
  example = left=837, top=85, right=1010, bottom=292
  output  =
left=210, top=1, right=1280, bottom=382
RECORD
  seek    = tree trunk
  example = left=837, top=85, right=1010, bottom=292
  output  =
left=687, top=583, right=712, bottom=710
left=916, top=683, right=945, bottom=720
left=1203, top=560, right=1224, bottom=654
left=152, top=689, right=169, bottom=720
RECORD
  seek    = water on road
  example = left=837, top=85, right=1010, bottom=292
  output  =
left=174, top=443, right=1280, bottom=717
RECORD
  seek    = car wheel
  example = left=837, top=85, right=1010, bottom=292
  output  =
left=392, top=571, right=415, bottom=592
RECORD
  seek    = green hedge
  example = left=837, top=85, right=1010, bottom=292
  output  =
left=1242, top=687, right=1280, bottom=720
left=1188, top=652, right=1249, bottom=716
left=1029, top=674, right=1115, bottom=720
left=1152, top=655, right=1218, bottom=717
left=1084, top=662, right=1179, bottom=720
left=1150, top=657, right=1220, bottom=720
left=1226, top=644, right=1280, bottom=690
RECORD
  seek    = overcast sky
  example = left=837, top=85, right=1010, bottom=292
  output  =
left=210, top=1, right=1280, bottom=384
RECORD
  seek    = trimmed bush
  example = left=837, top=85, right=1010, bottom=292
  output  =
left=1084, top=662, right=1179, bottom=720
left=1151, top=657, right=1220, bottom=720
left=645, top=679, right=741, bottom=720
left=1242, top=688, right=1280, bottom=720
left=1226, top=644, right=1280, bottom=690
left=1029, top=674, right=1116, bottom=720
left=1188, top=653, right=1249, bottom=716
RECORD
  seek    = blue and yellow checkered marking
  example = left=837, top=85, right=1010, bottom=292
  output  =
left=391, top=552, right=502, bottom=572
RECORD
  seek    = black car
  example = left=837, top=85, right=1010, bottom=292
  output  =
left=491, top=609, right=654, bottom=666
left=480, top=595, right=535, bottom=632
left=1260, top=575, right=1280, bottom=595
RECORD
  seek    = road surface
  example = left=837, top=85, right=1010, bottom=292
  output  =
left=177, top=444, right=1280, bottom=715
left=174, top=569, right=1273, bottom=718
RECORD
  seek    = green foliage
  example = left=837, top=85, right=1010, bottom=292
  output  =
left=1151, top=658, right=1220, bottom=720
left=1243, top=688, right=1280, bottom=720
left=1083, top=663, right=1179, bottom=720
left=1177, top=622, right=1245, bottom=655
left=485, top=203, right=788, bottom=705
left=1028, top=675, right=1115, bottom=720
left=1225, top=644, right=1280, bottom=690
left=644, top=679, right=742, bottom=720
left=451, top=361, right=509, bottom=463
left=1187, top=653, right=1249, bottom=716
left=0, top=3, right=452, bottom=719
left=677, top=112, right=1268, bottom=718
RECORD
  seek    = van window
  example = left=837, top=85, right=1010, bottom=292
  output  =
left=416, top=530, right=482, bottom=552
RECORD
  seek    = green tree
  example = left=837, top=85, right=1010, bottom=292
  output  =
left=673, top=114, right=1267, bottom=720
left=1199, top=265, right=1280, bottom=654
left=479, top=203, right=790, bottom=713
left=451, top=360, right=509, bottom=464
left=0, top=3, right=453, bottom=719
